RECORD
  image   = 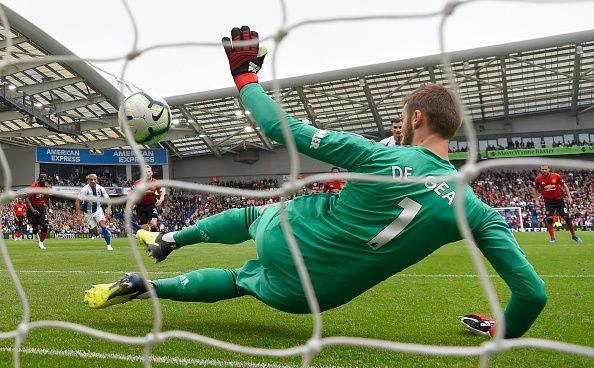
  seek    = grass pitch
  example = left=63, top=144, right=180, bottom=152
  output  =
left=0, top=232, right=592, bottom=368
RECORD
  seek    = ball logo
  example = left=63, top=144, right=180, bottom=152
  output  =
left=152, top=106, right=165, bottom=121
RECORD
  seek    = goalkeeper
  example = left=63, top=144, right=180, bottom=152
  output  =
left=84, top=26, right=546, bottom=338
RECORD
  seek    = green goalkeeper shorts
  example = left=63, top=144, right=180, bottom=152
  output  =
left=235, top=195, right=376, bottom=314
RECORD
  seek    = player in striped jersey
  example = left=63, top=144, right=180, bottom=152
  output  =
left=75, top=174, right=113, bottom=251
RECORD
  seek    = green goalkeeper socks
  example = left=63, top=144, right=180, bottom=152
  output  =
left=152, top=207, right=262, bottom=302
left=154, top=268, right=243, bottom=302
left=172, top=207, right=261, bottom=247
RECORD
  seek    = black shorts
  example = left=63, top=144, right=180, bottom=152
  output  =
left=544, top=199, right=569, bottom=218
left=136, top=203, right=158, bottom=225
left=26, top=206, right=48, bottom=228
left=15, top=215, right=26, bottom=231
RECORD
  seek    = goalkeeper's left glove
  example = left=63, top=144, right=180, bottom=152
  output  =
left=222, top=25, right=267, bottom=91
left=459, top=314, right=497, bottom=337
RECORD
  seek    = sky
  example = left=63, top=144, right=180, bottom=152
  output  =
left=1, top=0, right=594, bottom=98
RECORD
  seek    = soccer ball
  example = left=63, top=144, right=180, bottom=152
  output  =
left=118, top=91, right=171, bottom=145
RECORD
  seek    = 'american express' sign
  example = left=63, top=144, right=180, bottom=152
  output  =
left=36, top=148, right=167, bottom=165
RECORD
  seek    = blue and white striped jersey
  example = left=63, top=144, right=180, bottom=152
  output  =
left=78, top=184, right=109, bottom=214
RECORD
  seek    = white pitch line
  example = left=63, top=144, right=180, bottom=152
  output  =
left=0, top=347, right=341, bottom=368
left=0, top=270, right=177, bottom=275
left=0, top=270, right=593, bottom=278
left=393, top=274, right=594, bottom=278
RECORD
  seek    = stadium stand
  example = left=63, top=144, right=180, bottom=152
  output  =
left=4, top=170, right=592, bottom=238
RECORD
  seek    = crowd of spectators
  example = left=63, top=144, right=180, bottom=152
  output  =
left=449, top=138, right=592, bottom=153
left=50, top=174, right=132, bottom=188
left=486, top=140, right=537, bottom=151
left=1, top=178, right=336, bottom=237
left=2, top=170, right=592, bottom=238
left=552, top=140, right=591, bottom=148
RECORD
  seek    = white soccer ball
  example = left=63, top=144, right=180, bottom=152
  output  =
left=118, top=91, right=171, bottom=145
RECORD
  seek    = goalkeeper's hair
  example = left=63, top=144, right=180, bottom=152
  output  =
left=402, top=84, right=461, bottom=139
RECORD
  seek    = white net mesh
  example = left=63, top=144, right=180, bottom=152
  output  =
left=493, top=207, right=524, bottom=231
left=0, top=1, right=593, bottom=367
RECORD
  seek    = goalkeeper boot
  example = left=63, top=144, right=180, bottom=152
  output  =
left=83, top=273, right=150, bottom=309
left=459, top=314, right=496, bottom=337
left=571, top=235, right=583, bottom=243
left=136, top=229, right=176, bottom=263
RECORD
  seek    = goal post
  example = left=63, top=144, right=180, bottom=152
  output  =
left=493, top=206, right=524, bottom=231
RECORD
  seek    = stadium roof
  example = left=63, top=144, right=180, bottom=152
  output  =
left=0, top=4, right=592, bottom=158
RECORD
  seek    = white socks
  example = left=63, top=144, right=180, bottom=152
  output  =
left=162, top=232, right=176, bottom=243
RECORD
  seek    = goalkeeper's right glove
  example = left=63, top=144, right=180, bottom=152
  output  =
left=222, top=25, right=268, bottom=91
left=459, top=314, right=497, bottom=337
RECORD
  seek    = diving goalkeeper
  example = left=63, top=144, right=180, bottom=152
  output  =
left=84, top=26, right=546, bottom=338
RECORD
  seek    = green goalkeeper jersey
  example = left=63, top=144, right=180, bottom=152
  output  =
left=237, top=83, right=546, bottom=337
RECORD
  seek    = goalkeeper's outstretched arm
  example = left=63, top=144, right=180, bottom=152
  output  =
left=241, top=84, right=378, bottom=171
left=473, top=209, right=547, bottom=338
left=222, top=25, right=377, bottom=172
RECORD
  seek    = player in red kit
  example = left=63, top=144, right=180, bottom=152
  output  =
left=26, top=173, right=52, bottom=249
left=533, top=165, right=582, bottom=244
left=12, top=197, right=27, bottom=241
left=131, top=166, right=165, bottom=232
left=323, top=167, right=346, bottom=193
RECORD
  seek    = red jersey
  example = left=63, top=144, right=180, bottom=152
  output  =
left=13, top=203, right=27, bottom=217
left=308, top=182, right=324, bottom=193
left=534, top=173, right=565, bottom=201
left=131, top=178, right=163, bottom=205
left=323, top=179, right=346, bottom=193
left=27, top=181, right=49, bottom=207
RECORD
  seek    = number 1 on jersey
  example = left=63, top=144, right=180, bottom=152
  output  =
left=367, top=197, right=422, bottom=250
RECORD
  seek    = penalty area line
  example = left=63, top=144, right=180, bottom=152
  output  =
left=0, top=347, right=341, bottom=368
left=0, top=270, right=177, bottom=275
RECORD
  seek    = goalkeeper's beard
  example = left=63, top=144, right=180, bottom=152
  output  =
left=401, top=119, right=414, bottom=145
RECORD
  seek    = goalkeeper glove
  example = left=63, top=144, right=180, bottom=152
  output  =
left=459, top=314, right=497, bottom=337
left=222, top=25, right=267, bottom=91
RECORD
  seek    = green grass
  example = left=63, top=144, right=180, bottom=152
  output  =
left=0, top=232, right=592, bottom=367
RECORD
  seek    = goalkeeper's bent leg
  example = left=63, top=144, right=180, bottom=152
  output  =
left=172, top=207, right=261, bottom=248
left=154, top=268, right=245, bottom=302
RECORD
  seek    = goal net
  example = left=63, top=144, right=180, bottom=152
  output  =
left=0, top=1, right=593, bottom=368
left=493, top=207, right=524, bottom=232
